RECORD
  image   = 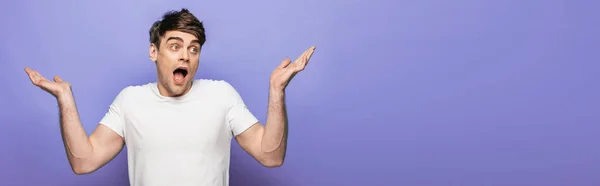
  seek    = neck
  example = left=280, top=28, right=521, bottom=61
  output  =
left=157, top=81, right=193, bottom=97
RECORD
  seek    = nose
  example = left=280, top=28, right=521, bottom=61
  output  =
left=179, top=49, right=190, bottom=63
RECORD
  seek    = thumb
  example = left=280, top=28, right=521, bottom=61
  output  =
left=277, top=58, right=292, bottom=69
left=54, top=76, right=63, bottom=82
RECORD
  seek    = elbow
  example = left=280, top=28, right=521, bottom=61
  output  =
left=262, top=160, right=283, bottom=168
left=72, top=167, right=93, bottom=175
left=73, top=169, right=91, bottom=175
left=70, top=161, right=97, bottom=175
left=260, top=156, right=284, bottom=168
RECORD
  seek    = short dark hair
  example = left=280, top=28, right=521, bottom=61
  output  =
left=149, top=8, right=206, bottom=49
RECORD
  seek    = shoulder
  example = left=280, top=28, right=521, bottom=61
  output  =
left=117, top=83, right=155, bottom=97
left=193, top=79, right=237, bottom=93
left=110, top=82, right=155, bottom=104
left=191, top=79, right=243, bottom=105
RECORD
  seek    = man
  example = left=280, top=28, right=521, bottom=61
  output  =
left=24, top=8, right=315, bottom=186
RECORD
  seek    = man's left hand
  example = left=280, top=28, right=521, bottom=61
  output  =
left=270, top=46, right=316, bottom=92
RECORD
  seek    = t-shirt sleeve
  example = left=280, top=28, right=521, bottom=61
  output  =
left=99, top=87, right=129, bottom=138
left=223, top=81, right=259, bottom=136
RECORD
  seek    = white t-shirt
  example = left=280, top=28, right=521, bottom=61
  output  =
left=99, top=79, right=259, bottom=186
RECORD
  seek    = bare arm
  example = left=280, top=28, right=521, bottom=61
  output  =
left=58, top=92, right=124, bottom=174
left=235, top=46, right=315, bottom=167
left=235, top=89, right=288, bottom=167
left=26, top=68, right=124, bottom=175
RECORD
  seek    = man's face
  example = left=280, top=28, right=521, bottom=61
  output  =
left=150, top=30, right=201, bottom=97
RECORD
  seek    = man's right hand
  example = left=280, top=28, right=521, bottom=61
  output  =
left=25, top=67, right=72, bottom=98
left=25, top=67, right=125, bottom=175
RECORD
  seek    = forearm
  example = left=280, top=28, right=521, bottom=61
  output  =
left=56, top=91, right=94, bottom=172
left=261, top=89, right=288, bottom=156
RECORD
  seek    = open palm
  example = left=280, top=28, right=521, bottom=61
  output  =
left=270, top=46, right=316, bottom=91
left=25, top=67, right=71, bottom=97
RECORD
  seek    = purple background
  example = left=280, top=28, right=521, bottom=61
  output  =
left=1, top=0, right=599, bottom=185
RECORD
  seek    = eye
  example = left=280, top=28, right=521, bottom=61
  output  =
left=170, top=44, right=180, bottom=50
left=189, top=47, right=199, bottom=54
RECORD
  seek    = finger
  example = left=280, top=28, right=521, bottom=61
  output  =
left=278, top=58, right=292, bottom=69
left=37, top=79, right=52, bottom=89
left=303, top=46, right=316, bottom=64
left=33, top=71, right=46, bottom=82
left=295, top=47, right=315, bottom=71
left=295, top=46, right=315, bottom=65
left=24, top=67, right=37, bottom=78
left=283, top=67, right=296, bottom=78
left=33, top=74, right=50, bottom=87
left=25, top=68, right=45, bottom=85
left=292, top=52, right=306, bottom=66
left=306, top=46, right=316, bottom=62
left=54, top=76, right=63, bottom=82
left=293, top=54, right=308, bottom=72
left=25, top=68, right=38, bottom=83
left=296, top=47, right=312, bottom=61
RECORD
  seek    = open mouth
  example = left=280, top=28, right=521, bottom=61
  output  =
left=173, top=67, right=188, bottom=84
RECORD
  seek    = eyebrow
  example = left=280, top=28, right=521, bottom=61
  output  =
left=189, top=40, right=201, bottom=46
left=166, top=37, right=183, bottom=43
left=166, top=37, right=200, bottom=46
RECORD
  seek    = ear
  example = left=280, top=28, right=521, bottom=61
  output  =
left=149, top=43, right=158, bottom=62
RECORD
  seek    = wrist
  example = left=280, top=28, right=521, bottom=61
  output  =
left=269, top=88, right=285, bottom=98
left=56, top=89, right=74, bottom=101
left=269, top=87, right=284, bottom=94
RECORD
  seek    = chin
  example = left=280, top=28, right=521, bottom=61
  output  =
left=168, top=83, right=191, bottom=97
